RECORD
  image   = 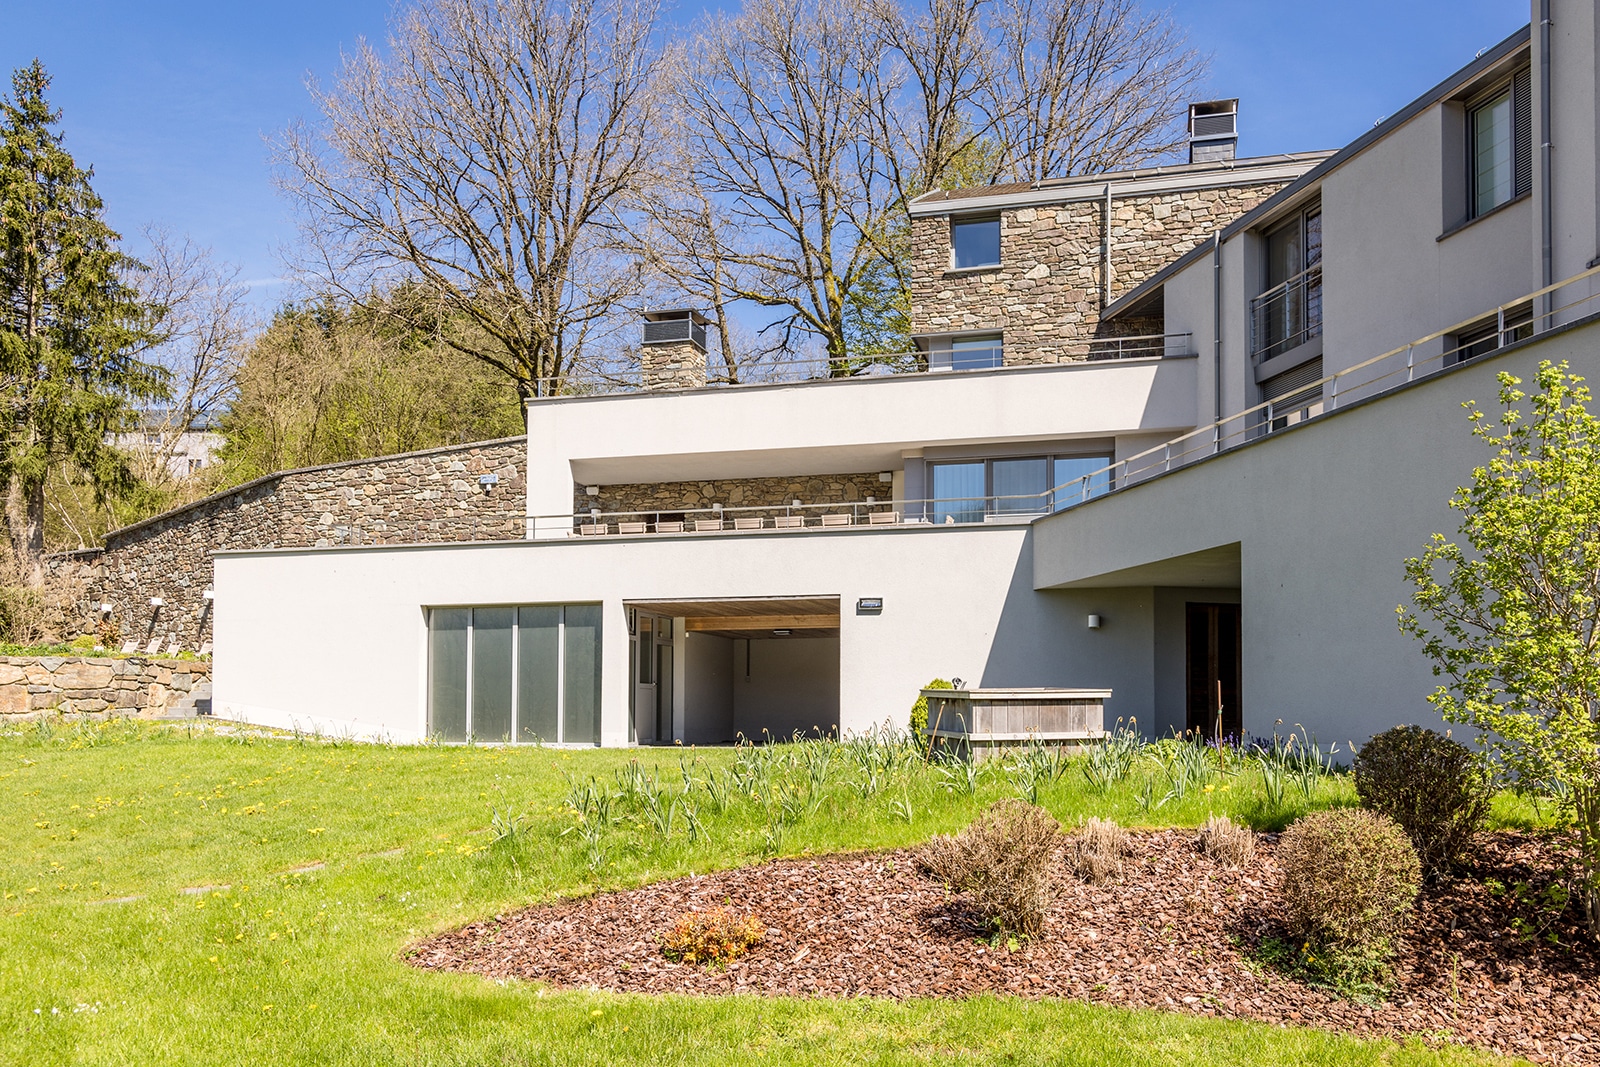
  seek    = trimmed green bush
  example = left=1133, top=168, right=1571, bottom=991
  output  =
left=1277, top=808, right=1421, bottom=989
left=909, top=677, right=952, bottom=737
left=1352, top=724, right=1491, bottom=877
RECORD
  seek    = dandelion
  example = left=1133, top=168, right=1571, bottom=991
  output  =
left=590, top=1009, right=603, bottom=1017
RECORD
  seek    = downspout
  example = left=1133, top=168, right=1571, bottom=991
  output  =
left=1101, top=183, right=1114, bottom=307
left=1538, top=0, right=1554, bottom=325
left=1212, top=231, right=1224, bottom=430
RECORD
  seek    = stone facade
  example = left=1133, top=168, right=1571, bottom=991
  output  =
left=578, top=472, right=889, bottom=520
left=0, top=655, right=210, bottom=719
left=910, top=180, right=1289, bottom=363
left=45, top=437, right=527, bottom=649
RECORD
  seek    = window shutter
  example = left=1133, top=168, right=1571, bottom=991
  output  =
left=1513, top=66, right=1533, bottom=198
left=1262, top=357, right=1325, bottom=410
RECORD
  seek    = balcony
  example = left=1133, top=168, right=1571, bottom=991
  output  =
left=1249, top=265, right=1322, bottom=363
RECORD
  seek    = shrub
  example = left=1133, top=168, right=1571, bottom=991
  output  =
left=660, top=907, right=764, bottom=966
left=1352, top=724, right=1491, bottom=877
left=1065, top=816, right=1132, bottom=883
left=909, top=678, right=953, bottom=737
left=1277, top=809, right=1421, bottom=987
left=1195, top=814, right=1256, bottom=868
left=916, top=799, right=1061, bottom=937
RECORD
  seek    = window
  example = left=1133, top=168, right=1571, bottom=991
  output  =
left=929, top=334, right=1003, bottom=371
left=929, top=454, right=1111, bottom=522
left=427, top=604, right=602, bottom=744
left=1251, top=204, right=1322, bottom=362
left=1449, top=303, right=1533, bottom=366
left=1470, top=68, right=1531, bottom=218
left=951, top=215, right=1000, bottom=269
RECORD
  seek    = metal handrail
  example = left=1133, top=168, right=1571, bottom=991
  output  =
left=524, top=333, right=1196, bottom=398
left=1249, top=263, right=1323, bottom=362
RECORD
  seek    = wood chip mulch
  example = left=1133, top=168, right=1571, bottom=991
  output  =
left=409, top=830, right=1600, bottom=1065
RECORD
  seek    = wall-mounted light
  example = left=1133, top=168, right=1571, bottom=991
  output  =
left=866, top=495, right=876, bottom=504
left=1087, top=614, right=1103, bottom=629
left=202, top=589, right=215, bottom=601
left=584, top=485, right=599, bottom=496
left=711, top=502, right=723, bottom=512
left=772, top=629, right=792, bottom=637
left=149, top=597, right=165, bottom=608
left=856, top=597, right=883, bottom=615
left=98, top=602, right=114, bottom=615
left=878, top=471, right=893, bottom=483
left=791, top=499, right=802, bottom=508
left=479, top=473, right=499, bottom=492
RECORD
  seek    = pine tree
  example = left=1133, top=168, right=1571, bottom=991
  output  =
left=0, top=60, right=167, bottom=584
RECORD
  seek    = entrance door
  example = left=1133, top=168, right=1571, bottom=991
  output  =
left=1185, top=603, right=1242, bottom=741
left=632, top=614, right=657, bottom=743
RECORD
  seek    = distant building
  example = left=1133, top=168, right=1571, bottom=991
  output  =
left=110, top=413, right=224, bottom=480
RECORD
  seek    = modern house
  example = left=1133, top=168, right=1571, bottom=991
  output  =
left=204, top=1, right=1600, bottom=749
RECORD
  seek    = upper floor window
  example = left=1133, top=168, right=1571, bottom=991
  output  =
left=929, top=334, right=1003, bottom=371
left=1469, top=67, right=1531, bottom=218
left=1250, top=203, right=1322, bottom=362
left=928, top=453, right=1111, bottom=522
left=951, top=215, right=1000, bottom=269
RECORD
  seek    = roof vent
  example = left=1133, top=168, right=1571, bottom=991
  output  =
left=1188, top=99, right=1238, bottom=163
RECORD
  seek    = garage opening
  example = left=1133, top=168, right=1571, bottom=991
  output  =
left=626, top=597, right=841, bottom=745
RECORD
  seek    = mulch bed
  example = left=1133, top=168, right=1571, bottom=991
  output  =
left=410, top=830, right=1600, bottom=1065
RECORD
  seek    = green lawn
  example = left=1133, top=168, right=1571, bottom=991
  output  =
left=0, top=719, right=1529, bottom=1066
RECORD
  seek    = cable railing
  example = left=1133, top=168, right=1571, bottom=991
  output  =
left=1041, top=264, right=1600, bottom=511
left=1249, top=263, right=1323, bottom=362
left=524, top=333, right=1195, bottom=398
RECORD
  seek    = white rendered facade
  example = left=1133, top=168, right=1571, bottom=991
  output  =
left=214, top=2, right=1600, bottom=747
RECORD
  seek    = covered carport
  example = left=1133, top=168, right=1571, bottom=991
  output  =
left=624, top=596, right=841, bottom=745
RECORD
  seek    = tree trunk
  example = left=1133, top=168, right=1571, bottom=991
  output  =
left=5, top=476, right=45, bottom=587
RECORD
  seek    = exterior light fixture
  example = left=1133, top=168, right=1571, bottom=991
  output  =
left=149, top=597, right=165, bottom=608
left=479, top=473, right=499, bottom=491
left=1087, top=614, right=1103, bottom=629
left=866, top=495, right=876, bottom=504
left=772, top=629, right=792, bottom=636
left=99, top=602, right=114, bottom=614
left=878, top=471, right=893, bottom=483
left=202, top=589, right=215, bottom=601
left=585, top=485, right=600, bottom=496
left=856, top=597, right=883, bottom=614
left=792, top=499, right=802, bottom=507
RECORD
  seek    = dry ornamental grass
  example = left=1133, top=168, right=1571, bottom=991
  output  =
left=1065, top=816, right=1132, bottom=884
left=1195, top=814, right=1256, bottom=868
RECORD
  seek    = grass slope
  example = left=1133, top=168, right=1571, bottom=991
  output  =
left=0, top=720, right=1530, bottom=1066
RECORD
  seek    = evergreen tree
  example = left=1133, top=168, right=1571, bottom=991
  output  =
left=0, top=60, right=167, bottom=583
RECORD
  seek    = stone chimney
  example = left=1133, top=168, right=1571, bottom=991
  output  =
left=640, top=308, right=710, bottom=390
left=1188, top=99, right=1239, bottom=164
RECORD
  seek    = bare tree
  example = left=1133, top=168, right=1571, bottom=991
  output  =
left=275, top=0, right=668, bottom=401
left=670, top=0, right=1205, bottom=373
left=983, top=0, right=1205, bottom=182
left=129, top=227, right=252, bottom=488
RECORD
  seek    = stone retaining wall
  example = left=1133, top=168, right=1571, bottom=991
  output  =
left=0, top=655, right=211, bottom=719
left=45, top=437, right=528, bottom=649
left=578, top=472, right=889, bottom=519
left=910, top=180, right=1289, bottom=364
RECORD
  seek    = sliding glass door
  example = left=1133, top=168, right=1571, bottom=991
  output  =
left=427, top=604, right=602, bottom=744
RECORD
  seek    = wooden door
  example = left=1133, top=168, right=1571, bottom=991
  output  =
left=1185, top=603, right=1242, bottom=741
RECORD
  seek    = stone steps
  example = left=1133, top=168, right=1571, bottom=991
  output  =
left=156, top=679, right=212, bottom=719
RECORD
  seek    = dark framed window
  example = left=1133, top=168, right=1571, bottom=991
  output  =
left=951, top=215, right=1001, bottom=269
left=427, top=604, right=602, bottom=744
left=1449, top=302, right=1534, bottom=366
left=1469, top=67, right=1531, bottom=218
left=1250, top=204, right=1323, bottom=362
left=929, top=454, right=1112, bottom=522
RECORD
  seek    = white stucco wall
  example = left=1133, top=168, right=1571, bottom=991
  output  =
left=213, top=525, right=1158, bottom=745
left=523, top=357, right=1201, bottom=526
left=1032, top=318, right=1600, bottom=745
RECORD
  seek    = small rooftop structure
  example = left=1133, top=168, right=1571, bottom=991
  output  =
left=641, top=308, right=710, bottom=353
left=1188, top=99, right=1240, bottom=163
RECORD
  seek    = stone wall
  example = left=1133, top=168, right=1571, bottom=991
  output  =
left=577, top=472, right=889, bottom=519
left=910, top=180, right=1288, bottom=364
left=0, top=655, right=210, bottom=719
left=45, top=437, right=527, bottom=650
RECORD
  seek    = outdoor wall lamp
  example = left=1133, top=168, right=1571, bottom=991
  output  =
left=202, top=589, right=215, bottom=601
left=584, top=485, right=599, bottom=496
left=98, top=602, right=114, bottom=615
left=1087, top=614, right=1103, bottom=629
left=479, top=473, right=499, bottom=493
left=149, top=597, right=164, bottom=609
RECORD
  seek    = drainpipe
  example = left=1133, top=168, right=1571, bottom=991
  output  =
left=1212, top=231, right=1223, bottom=430
left=1101, top=183, right=1113, bottom=307
left=1538, top=0, right=1554, bottom=325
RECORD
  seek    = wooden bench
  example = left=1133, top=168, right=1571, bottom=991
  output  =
left=820, top=513, right=852, bottom=527
left=617, top=521, right=649, bottom=535
left=693, top=518, right=725, bottom=532
left=773, top=515, right=805, bottom=529
left=732, top=516, right=764, bottom=530
left=867, top=511, right=902, bottom=525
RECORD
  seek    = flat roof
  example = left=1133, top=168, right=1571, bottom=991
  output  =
left=907, top=153, right=1333, bottom=217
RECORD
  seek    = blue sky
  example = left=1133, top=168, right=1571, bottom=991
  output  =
left=3, top=0, right=1530, bottom=308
